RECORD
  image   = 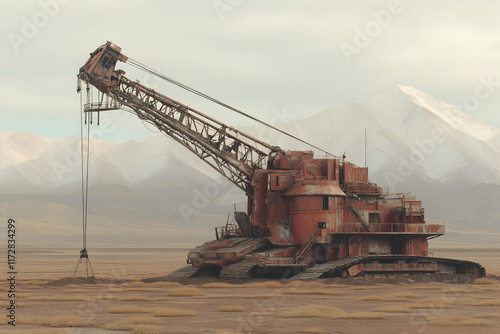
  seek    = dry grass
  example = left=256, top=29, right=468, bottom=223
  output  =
left=204, top=293, right=270, bottom=299
left=215, top=331, right=238, bottom=334
left=153, top=307, right=196, bottom=317
left=64, top=288, right=87, bottom=293
left=475, top=278, right=499, bottom=285
left=106, top=305, right=195, bottom=317
left=442, top=287, right=470, bottom=293
left=217, top=305, right=245, bottom=312
left=472, top=313, right=500, bottom=319
left=282, top=288, right=343, bottom=296
left=413, top=285, right=443, bottom=290
left=26, top=294, right=91, bottom=302
left=114, top=295, right=156, bottom=301
left=348, top=286, right=378, bottom=290
left=241, top=281, right=284, bottom=288
left=130, top=324, right=163, bottom=334
left=104, top=322, right=162, bottom=333
left=116, top=316, right=161, bottom=325
left=124, top=287, right=161, bottom=292
left=336, top=312, right=387, bottom=319
left=202, top=282, right=235, bottom=288
left=299, top=328, right=326, bottom=333
left=410, top=297, right=453, bottom=309
left=0, top=330, right=68, bottom=334
left=106, top=305, right=152, bottom=314
left=149, top=281, right=181, bottom=288
left=470, top=285, right=500, bottom=292
left=287, top=281, right=324, bottom=288
left=280, top=305, right=344, bottom=318
left=461, top=299, right=500, bottom=306
left=279, top=305, right=386, bottom=319
left=361, top=292, right=419, bottom=302
left=167, top=287, right=204, bottom=296
left=427, top=314, right=493, bottom=327
left=373, top=305, right=411, bottom=313
left=18, top=315, right=85, bottom=327
left=124, top=281, right=147, bottom=287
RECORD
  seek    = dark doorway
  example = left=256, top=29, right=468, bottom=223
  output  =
left=391, top=238, right=404, bottom=255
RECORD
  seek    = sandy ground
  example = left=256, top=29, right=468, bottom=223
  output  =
left=0, top=248, right=498, bottom=334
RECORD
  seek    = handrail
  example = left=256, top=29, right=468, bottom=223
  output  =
left=340, top=223, right=445, bottom=234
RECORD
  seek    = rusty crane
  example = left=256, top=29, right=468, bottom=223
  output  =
left=77, top=42, right=485, bottom=280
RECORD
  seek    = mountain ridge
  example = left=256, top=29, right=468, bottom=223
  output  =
left=1, top=85, right=499, bottom=247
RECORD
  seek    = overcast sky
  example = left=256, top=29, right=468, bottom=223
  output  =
left=1, top=0, right=499, bottom=143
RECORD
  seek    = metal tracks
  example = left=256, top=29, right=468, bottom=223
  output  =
left=290, top=256, right=367, bottom=280
left=290, top=255, right=486, bottom=280
left=167, top=265, right=199, bottom=279
left=220, top=259, right=258, bottom=280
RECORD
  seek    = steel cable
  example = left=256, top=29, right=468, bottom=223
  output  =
left=127, top=58, right=336, bottom=157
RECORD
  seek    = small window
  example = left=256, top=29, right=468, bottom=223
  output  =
left=317, top=222, right=327, bottom=229
left=322, top=196, right=329, bottom=210
left=369, top=213, right=380, bottom=224
left=276, top=175, right=279, bottom=187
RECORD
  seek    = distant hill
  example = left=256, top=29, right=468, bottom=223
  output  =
left=1, top=85, right=499, bottom=248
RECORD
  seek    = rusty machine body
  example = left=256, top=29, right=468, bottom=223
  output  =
left=78, top=42, right=485, bottom=279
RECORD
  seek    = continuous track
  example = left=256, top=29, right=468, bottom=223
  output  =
left=291, top=255, right=485, bottom=280
left=167, top=265, right=199, bottom=279
left=219, top=259, right=258, bottom=280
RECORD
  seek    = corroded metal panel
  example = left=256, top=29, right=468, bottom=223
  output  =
left=348, top=263, right=365, bottom=276
left=251, top=170, right=268, bottom=226
left=284, top=182, right=346, bottom=197
left=364, top=261, right=438, bottom=272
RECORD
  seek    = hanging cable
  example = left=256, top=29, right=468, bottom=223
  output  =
left=74, top=84, right=95, bottom=278
left=79, top=88, right=85, bottom=248
left=127, top=58, right=336, bottom=158
left=84, top=119, right=90, bottom=249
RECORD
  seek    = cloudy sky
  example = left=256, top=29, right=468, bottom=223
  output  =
left=1, top=0, right=499, bottom=143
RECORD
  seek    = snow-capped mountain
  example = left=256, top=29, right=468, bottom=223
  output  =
left=1, top=85, right=499, bottom=247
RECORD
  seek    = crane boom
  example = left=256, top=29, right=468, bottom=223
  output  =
left=78, top=42, right=275, bottom=196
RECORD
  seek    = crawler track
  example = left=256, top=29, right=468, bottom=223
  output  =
left=291, top=255, right=485, bottom=279
left=220, top=259, right=258, bottom=280
left=167, top=265, right=199, bottom=279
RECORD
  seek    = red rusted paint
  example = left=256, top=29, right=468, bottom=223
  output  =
left=348, top=263, right=365, bottom=276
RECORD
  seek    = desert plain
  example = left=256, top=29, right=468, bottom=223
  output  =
left=0, top=248, right=498, bottom=334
